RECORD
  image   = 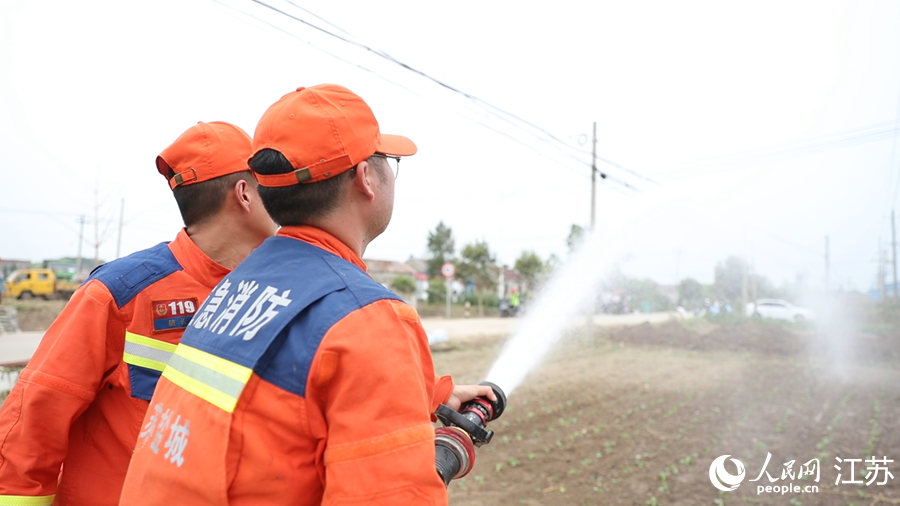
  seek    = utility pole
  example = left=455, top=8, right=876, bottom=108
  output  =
left=825, top=235, right=829, bottom=293
left=751, top=259, right=757, bottom=301
left=741, top=260, right=748, bottom=315
left=893, top=210, right=898, bottom=298
left=587, top=122, right=598, bottom=337
left=590, top=121, right=597, bottom=231
left=76, top=215, right=86, bottom=275
left=116, top=198, right=125, bottom=259
left=94, top=183, right=101, bottom=271
left=675, top=249, right=681, bottom=282
left=741, top=227, right=748, bottom=315
left=879, top=237, right=886, bottom=301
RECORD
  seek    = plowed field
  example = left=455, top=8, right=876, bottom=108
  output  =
left=434, top=320, right=900, bottom=506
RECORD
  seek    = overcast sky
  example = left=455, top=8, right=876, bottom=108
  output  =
left=1, top=0, right=899, bottom=293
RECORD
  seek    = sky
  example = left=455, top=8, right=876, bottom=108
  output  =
left=1, top=0, right=899, bottom=294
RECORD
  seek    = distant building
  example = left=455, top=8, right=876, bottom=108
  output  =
left=497, top=266, right=524, bottom=300
left=43, top=257, right=103, bottom=280
left=0, top=259, right=31, bottom=280
left=657, top=285, right=678, bottom=305
left=364, top=258, right=419, bottom=305
left=405, top=257, right=430, bottom=302
left=868, top=284, right=899, bottom=301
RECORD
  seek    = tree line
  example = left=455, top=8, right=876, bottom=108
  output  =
left=392, top=221, right=797, bottom=317
left=414, top=221, right=552, bottom=316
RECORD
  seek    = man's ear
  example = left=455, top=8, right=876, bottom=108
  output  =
left=350, top=160, right=376, bottom=201
left=233, top=179, right=253, bottom=213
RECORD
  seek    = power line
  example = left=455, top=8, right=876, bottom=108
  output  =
left=206, top=0, right=424, bottom=97
left=209, top=0, right=638, bottom=192
left=241, top=0, right=652, bottom=187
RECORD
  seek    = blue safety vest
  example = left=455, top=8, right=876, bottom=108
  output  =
left=165, top=236, right=401, bottom=405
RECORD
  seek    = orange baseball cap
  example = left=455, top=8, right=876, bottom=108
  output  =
left=250, top=84, right=416, bottom=187
left=156, top=121, right=253, bottom=190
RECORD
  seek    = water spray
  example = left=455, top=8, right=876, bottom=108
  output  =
left=485, top=230, right=608, bottom=395
left=433, top=381, right=507, bottom=486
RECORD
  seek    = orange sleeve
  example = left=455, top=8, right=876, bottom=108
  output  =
left=0, top=280, right=124, bottom=498
left=310, top=299, right=447, bottom=506
left=431, top=375, right=454, bottom=419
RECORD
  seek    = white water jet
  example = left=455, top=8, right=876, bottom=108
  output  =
left=485, top=231, right=610, bottom=395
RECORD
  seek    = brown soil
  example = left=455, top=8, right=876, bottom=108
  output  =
left=1, top=300, right=67, bottom=331
left=435, top=320, right=900, bottom=506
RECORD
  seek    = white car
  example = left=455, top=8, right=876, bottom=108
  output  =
left=749, top=299, right=815, bottom=322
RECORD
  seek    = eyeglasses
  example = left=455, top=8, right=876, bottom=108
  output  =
left=371, top=154, right=401, bottom=180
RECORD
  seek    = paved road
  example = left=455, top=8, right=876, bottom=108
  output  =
left=421, top=311, right=673, bottom=342
left=0, top=332, right=45, bottom=368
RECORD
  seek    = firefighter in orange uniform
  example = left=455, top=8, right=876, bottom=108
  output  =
left=119, top=84, right=493, bottom=505
left=0, top=121, right=276, bottom=506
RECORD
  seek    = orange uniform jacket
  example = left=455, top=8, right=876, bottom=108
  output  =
left=120, top=226, right=454, bottom=505
left=0, top=230, right=229, bottom=506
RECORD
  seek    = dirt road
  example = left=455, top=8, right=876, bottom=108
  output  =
left=421, top=312, right=673, bottom=342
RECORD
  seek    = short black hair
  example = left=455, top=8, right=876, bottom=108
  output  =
left=250, top=149, right=385, bottom=227
left=169, top=171, right=251, bottom=227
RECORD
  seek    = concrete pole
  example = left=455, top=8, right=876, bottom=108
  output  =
left=116, top=198, right=124, bottom=259
left=893, top=211, right=898, bottom=298
left=93, top=187, right=100, bottom=270
left=76, top=215, right=85, bottom=275
left=825, top=235, right=830, bottom=293
left=590, top=122, right=597, bottom=231
left=445, top=279, right=451, bottom=319
left=879, top=237, right=886, bottom=301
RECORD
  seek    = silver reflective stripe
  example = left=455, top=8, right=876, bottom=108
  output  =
left=124, top=340, right=174, bottom=364
left=161, top=344, right=252, bottom=413
left=166, top=353, right=246, bottom=399
left=123, top=331, right=177, bottom=372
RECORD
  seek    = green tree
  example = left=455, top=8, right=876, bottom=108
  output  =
left=426, top=221, right=455, bottom=278
left=677, top=278, right=705, bottom=311
left=514, top=250, right=545, bottom=293
left=458, top=240, right=497, bottom=317
left=427, top=278, right=446, bottom=304
left=603, top=270, right=673, bottom=313
left=390, top=275, right=417, bottom=295
left=713, top=256, right=747, bottom=304
left=566, top=224, right=586, bottom=253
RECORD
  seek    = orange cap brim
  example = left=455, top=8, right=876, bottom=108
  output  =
left=377, top=134, right=417, bottom=157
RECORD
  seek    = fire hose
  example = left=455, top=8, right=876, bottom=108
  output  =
left=434, top=381, right=507, bottom=486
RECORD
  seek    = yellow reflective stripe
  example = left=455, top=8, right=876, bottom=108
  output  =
left=173, top=344, right=251, bottom=383
left=162, top=365, right=239, bottom=412
left=123, top=331, right=178, bottom=372
left=125, top=331, right=178, bottom=353
left=123, top=352, right=168, bottom=372
left=161, top=344, right=252, bottom=413
left=0, top=495, right=55, bottom=506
